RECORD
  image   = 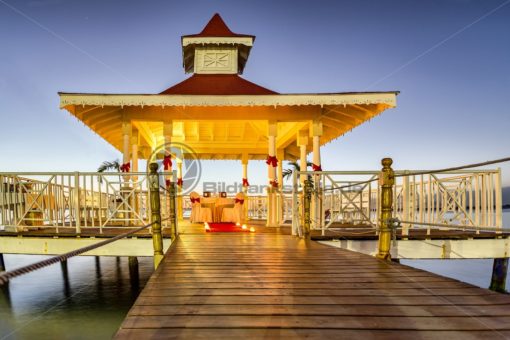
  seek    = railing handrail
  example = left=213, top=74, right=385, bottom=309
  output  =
left=0, top=171, right=174, bottom=176
left=298, top=169, right=499, bottom=175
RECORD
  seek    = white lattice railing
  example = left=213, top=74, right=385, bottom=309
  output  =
left=0, top=172, right=174, bottom=233
left=293, top=169, right=503, bottom=235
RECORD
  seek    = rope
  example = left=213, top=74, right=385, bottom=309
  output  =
left=0, top=218, right=168, bottom=285
left=308, top=156, right=510, bottom=192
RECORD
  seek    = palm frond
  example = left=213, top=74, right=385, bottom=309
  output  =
left=97, top=160, right=120, bottom=173
left=282, top=160, right=314, bottom=180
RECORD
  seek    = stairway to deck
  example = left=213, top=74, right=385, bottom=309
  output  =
left=115, top=227, right=510, bottom=339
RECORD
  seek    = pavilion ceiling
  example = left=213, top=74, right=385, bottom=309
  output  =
left=60, top=92, right=397, bottom=160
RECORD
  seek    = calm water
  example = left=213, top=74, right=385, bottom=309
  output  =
left=0, top=256, right=154, bottom=339
left=1, top=213, right=510, bottom=339
left=402, top=209, right=510, bottom=291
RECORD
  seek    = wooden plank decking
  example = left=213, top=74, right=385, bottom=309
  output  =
left=115, top=227, right=510, bottom=339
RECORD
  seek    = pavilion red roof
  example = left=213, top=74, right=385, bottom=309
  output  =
left=182, top=13, right=255, bottom=39
left=160, top=74, right=277, bottom=95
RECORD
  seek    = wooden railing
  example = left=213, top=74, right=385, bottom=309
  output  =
left=0, top=171, right=174, bottom=233
left=293, top=167, right=503, bottom=236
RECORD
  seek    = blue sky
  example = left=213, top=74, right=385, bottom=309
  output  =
left=0, top=0, right=509, bottom=186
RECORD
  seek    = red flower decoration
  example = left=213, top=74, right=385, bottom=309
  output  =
left=235, top=198, right=244, bottom=204
left=177, top=178, right=183, bottom=186
left=312, top=164, right=322, bottom=171
left=266, top=155, right=278, bottom=167
left=242, top=178, right=250, bottom=186
left=163, top=155, right=172, bottom=170
left=120, top=162, right=130, bottom=173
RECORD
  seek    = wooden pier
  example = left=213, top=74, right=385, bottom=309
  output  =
left=115, top=226, right=510, bottom=339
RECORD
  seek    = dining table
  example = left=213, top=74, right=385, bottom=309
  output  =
left=200, top=196, right=235, bottom=222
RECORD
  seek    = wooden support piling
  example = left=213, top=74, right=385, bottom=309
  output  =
left=128, top=256, right=139, bottom=288
left=489, top=258, right=509, bottom=293
left=0, top=253, right=5, bottom=272
left=61, top=259, right=71, bottom=297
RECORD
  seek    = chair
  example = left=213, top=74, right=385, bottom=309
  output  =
left=199, top=196, right=215, bottom=223
left=215, top=196, right=233, bottom=222
left=189, top=192, right=202, bottom=223
left=221, top=192, right=245, bottom=224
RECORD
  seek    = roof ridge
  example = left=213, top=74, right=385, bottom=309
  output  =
left=200, top=13, right=234, bottom=36
left=160, top=74, right=277, bottom=95
left=183, top=13, right=254, bottom=38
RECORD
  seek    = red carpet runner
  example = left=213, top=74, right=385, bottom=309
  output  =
left=205, top=222, right=250, bottom=233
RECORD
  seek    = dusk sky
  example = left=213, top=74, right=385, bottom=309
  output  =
left=1, top=0, right=509, bottom=186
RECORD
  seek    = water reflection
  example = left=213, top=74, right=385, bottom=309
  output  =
left=0, top=255, right=153, bottom=339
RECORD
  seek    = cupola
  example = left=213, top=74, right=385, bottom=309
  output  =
left=181, top=13, right=255, bottom=74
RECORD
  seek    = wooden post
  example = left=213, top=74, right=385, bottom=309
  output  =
left=128, top=256, right=139, bottom=288
left=95, top=256, right=101, bottom=278
left=402, top=172, right=410, bottom=236
left=149, top=162, right=164, bottom=269
left=489, top=258, right=508, bottom=293
left=0, top=253, right=5, bottom=272
left=168, top=181, right=177, bottom=239
left=61, top=259, right=70, bottom=297
left=74, top=172, right=81, bottom=234
left=495, top=168, right=502, bottom=233
left=176, top=160, right=183, bottom=221
left=303, top=179, right=313, bottom=235
left=292, top=170, right=299, bottom=236
left=376, top=158, right=395, bottom=260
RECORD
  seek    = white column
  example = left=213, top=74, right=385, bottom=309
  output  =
left=122, top=121, right=132, bottom=170
left=163, top=122, right=173, bottom=184
left=312, top=136, right=321, bottom=169
left=277, top=149, right=284, bottom=188
left=176, top=158, right=183, bottom=220
left=241, top=154, right=249, bottom=221
left=242, top=153, right=249, bottom=193
left=276, top=149, right=284, bottom=224
left=268, top=142, right=277, bottom=185
left=297, top=130, right=309, bottom=186
left=121, top=121, right=132, bottom=225
left=267, top=122, right=277, bottom=226
left=131, top=130, right=139, bottom=177
left=242, top=163, right=248, bottom=186
left=311, top=121, right=323, bottom=229
left=311, top=120, right=323, bottom=169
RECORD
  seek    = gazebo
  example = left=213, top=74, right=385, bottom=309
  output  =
left=59, top=13, right=398, bottom=227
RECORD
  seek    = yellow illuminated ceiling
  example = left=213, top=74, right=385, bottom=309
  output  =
left=60, top=92, right=397, bottom=160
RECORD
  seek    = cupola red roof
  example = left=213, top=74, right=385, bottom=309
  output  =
left=160, top=74, right=277, bottom=95
left=182, top=13, right=254, bottom=39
